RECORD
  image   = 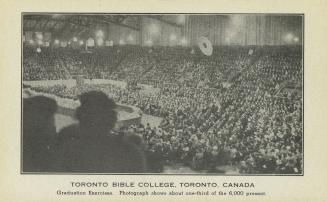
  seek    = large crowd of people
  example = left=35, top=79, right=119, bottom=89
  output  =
left=23, top=45, right=303, bottom=174
left=23, top=46, right=130, bottom=80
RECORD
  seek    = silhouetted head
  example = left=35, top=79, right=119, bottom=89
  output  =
left=76, top=91, right=117, bottom=135
left=23, top=96, right=58, bottom=138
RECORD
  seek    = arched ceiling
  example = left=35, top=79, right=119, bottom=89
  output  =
left=23, top=14, right=183, bottom=40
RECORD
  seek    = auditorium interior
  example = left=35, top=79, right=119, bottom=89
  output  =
left=22, top=14, right=303, bottom=174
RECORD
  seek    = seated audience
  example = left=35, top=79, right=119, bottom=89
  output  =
left=23, top=45, right=302, bottom=174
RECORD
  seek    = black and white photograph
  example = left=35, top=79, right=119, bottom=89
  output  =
left=22, top=13, right=303, bottom=175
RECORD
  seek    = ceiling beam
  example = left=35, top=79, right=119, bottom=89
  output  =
left=146, top=16, right=182, bottom=28
left=23, top=15, right=141, bottom=36
left=95, top=16, right=140, bottom=31
left=24, top=17, right=94, bottom=29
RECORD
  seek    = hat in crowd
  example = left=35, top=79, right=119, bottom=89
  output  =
left=24, top=96, right=58, bottom=119
left=76, top=91, right=117, bottom=130
left=23, top=96, right=58, bottom=137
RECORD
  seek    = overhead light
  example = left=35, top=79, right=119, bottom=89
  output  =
left=170, top=34, right=177, bottom=41
left=293, top=37, right=299, bottom=42
left=119, top=39, right=125, bottom=45
left=97, top=38, right=104, bottom=46
left=127, top=35, right=134, bottom=42
left=96, top=30, right=104, bottom=38
left=181, top=37, right=187, bottom=45
left=145, top=39, right=153, bottom=46
left=149, top=24, right=159, bottom=35
left=285, top=33, right=293, bottom=42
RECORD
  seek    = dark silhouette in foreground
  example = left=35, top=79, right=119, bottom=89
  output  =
left=23, top=96, right=58, bottom=172
left=58, top=91, right=147, bottom=173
